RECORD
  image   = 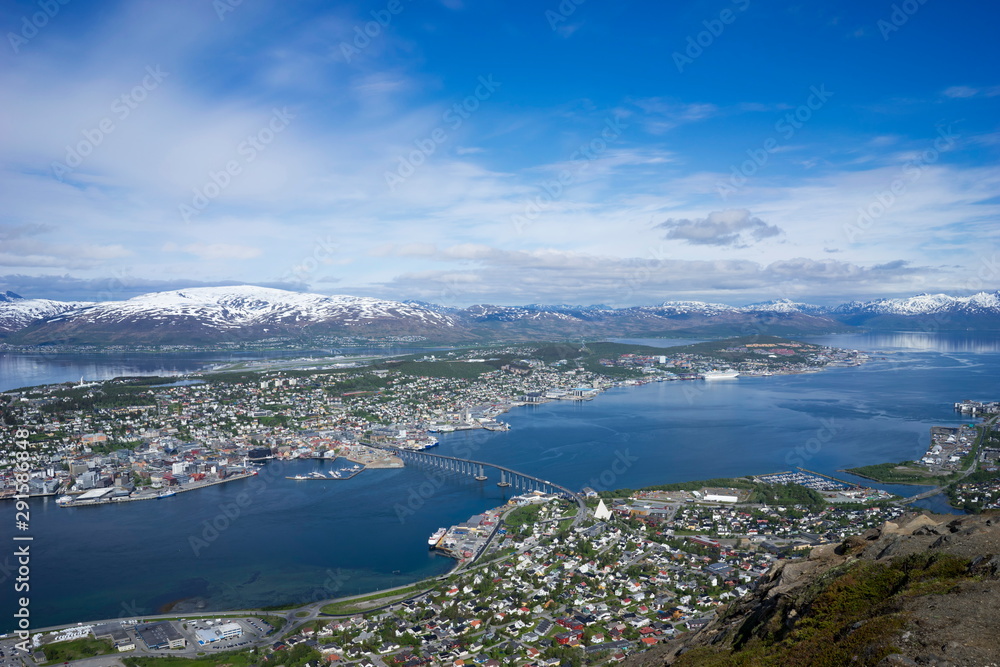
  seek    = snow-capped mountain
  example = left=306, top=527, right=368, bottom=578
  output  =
left=0, top=291, right=93, bottom=335
left=8, top=286, right=460, bottom=345
left=830, top=291, right=1000, bottom=330
left=833, top=291, right=1000, bottom=316
left=455, top=299, right=841, bottom=337
left=741, top=298, right=829, bottom=314
left=5, top=286, right=1000, bottom=345
left=649, top=300, right=740, bottom=315
left=51, top=286, right=457, bottom=328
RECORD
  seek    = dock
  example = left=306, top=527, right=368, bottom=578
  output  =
left=54, top=472, right=258, bottom=508
left=285, top=466, right=365, bottom=481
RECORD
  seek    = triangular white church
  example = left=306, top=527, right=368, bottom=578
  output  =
left=594, top=498, right=612, bottom=520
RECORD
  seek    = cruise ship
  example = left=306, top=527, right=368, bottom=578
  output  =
left=428, top=528, right=446, bottom=547
left=703, top=369, right=739, bottom=380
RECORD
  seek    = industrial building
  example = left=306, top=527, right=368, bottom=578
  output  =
left=195, top=622, right=244, bottom=645
left=136, top=621, right=186, bottom=649
left=92, top=623, right=136, bottom=652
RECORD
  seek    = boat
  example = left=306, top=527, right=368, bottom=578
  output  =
left=481, top=420, right=509, bottom=432
left=55, top=495, right=73, bottom=506
left=703, top=369, right=739, bottom=380
left=428, top=528, right=447, bottom=547
left=157, top=490, right=177, bottom=498
left=286, top=475, right=310, bottom=480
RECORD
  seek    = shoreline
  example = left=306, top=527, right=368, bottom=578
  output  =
left=1, top=338, right=903, bottom=635
left=53, top=472, right=258, bottom=508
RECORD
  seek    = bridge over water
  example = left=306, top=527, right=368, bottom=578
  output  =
left=369, top=444, right=586, bottom=511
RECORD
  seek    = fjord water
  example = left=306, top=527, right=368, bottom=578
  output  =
left=0, top=347, right=442, bottom=393
left=2, top=332, right=999, bottom=631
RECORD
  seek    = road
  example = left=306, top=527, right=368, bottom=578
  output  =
left=896, top=415, right=996, bottom=506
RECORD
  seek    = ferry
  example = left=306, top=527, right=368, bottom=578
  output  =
left=703, top=369, right=739, bottom=380
left=428, top=528, right=447, bottom=547
left=157, top=490, right=177, bottom=498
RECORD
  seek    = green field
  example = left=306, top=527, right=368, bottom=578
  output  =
left=845, top=461, right=951, bottom=485
left=38, top=638, right=115, bottom=664
left=599, top=476, right=826, bottom=510
left=379, top=359, right=495, bottom=379
left=319, top=583, right=433, bottom=615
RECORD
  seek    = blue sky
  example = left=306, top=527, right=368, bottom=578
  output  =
left=1, top=0, right=998, bottom=306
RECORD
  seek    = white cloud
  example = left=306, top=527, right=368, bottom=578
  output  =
left=165, top=243, right=263, bottom=261
left=359, top=244, right=929, bottom=306
left=656, top=209, right=783, bottom=247
left=942, top=85, right=1000, bottom=99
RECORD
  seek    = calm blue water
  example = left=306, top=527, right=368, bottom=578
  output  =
left=2, top=332, right=998, bottom=631
left=0, top=347, right=444, bottom=392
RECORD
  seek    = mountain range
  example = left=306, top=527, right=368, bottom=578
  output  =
left=1, top=286, right=999, bottom=346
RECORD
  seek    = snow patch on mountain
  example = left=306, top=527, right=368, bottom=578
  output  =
left=0, top=292, right=93, bottom=333
left=741, top=298, right=827, bottom=314
left=833, top=291, right=1000, bottom=315
left=41, top=286, right=456, bottom=330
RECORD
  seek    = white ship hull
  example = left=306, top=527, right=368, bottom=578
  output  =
left=703, top=370, right=739, bottom=380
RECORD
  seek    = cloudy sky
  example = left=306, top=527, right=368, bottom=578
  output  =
left=1, top=0, right=998, bottom=306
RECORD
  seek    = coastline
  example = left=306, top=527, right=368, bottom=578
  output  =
left=53, top=471, right=258, bottom=508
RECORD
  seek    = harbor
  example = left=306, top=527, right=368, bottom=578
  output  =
left=285, top=462, right=365, bottom=481
left=53, top=471, right=259, bottom=508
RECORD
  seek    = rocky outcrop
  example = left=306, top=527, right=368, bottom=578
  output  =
left=626, top=512, right=1000, bottom=667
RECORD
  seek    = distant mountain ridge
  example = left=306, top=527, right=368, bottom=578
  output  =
left=1, top=286, right=999, bottom=345
left=831, top=291, right=1000, bottom=329
left=0, top=291, right=93, bottom=335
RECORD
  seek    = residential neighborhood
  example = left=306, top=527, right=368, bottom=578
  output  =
left=14, top=486, right=910, bottom=666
